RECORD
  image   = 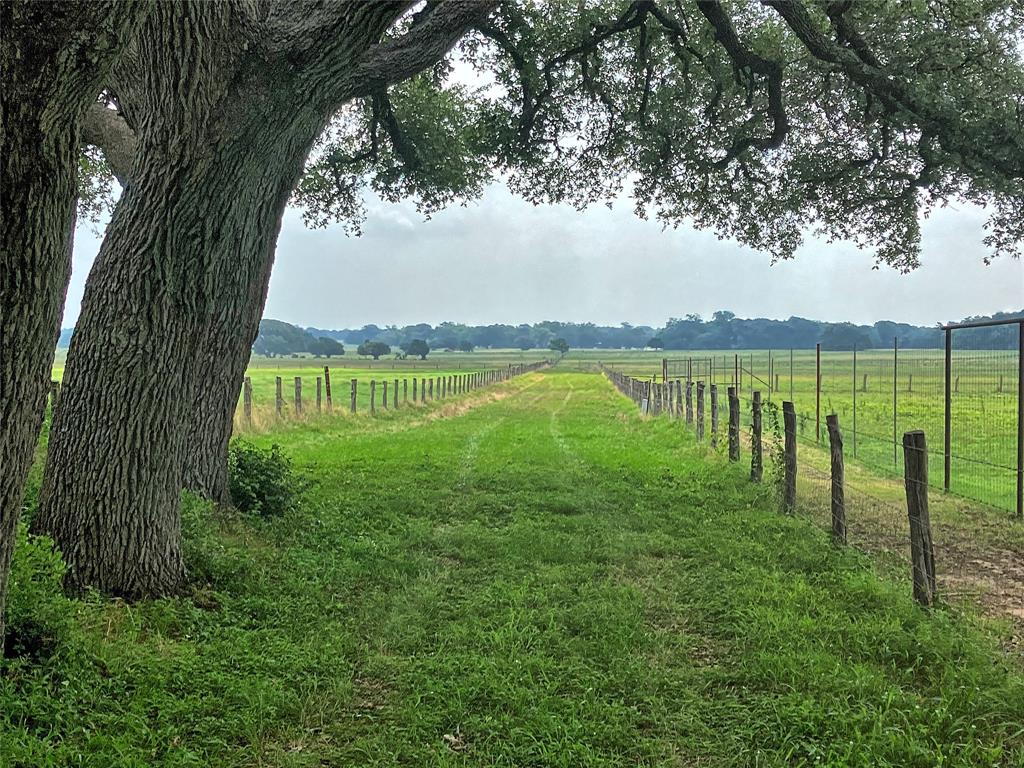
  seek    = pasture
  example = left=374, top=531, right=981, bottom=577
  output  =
left=6, top=370, right=1024, bottom=766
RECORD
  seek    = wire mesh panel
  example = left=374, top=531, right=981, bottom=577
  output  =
left=947, top=321, right=1021, bottom=514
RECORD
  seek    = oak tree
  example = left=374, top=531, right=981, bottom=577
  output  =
left=27, top=0, right=1024, bottom=598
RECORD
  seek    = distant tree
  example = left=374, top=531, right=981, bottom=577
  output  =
left=819, top=323, right=873, bottom=351
left=252, top=319, right=313, bottom=356
left=357, top=340, right=391, bottom=360
left=310, top=336, right=345, bottom=358
left=549, top=338, right=569, bottom=356
left=457, top=340, right=474, bottom=353
left=647, top=337, right=664, bottom=349
left=405, top=339, right=430, bottom=360
left=514, top=335, right=533, bottom=351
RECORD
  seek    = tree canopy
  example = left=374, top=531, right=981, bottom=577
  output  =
left=82, top=1, right=1024, bottom=270
left=357, top=340, right=392, bottom=360
left=290, top=0, right=1024, bottom=271
left=549, top=337, right=570, bottom=355
left=405, top=338, right=431, bottom=359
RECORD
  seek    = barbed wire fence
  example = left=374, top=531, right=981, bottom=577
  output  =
left=600, top=326, right=1024, bottom=642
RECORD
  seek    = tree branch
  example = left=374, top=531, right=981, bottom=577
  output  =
left=695, top=1, right=788, bottom=168
left=81, top=102, right=137, bottom=185
left=349, top=0, right=498, bottom=98
left=761, top=0, right=1024, bottom=180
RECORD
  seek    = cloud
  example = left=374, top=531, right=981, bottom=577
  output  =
left=67, top=184, right=1022, bottom=329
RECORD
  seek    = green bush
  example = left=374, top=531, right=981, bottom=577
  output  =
left=227, top=440, right=299, bottom=518
left=4, top=524, right=74, bottom=662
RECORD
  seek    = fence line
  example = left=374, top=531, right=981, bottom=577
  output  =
left=599, top=322, right=1022, bottom=516
left=600, top=364, right=1024, bottom=622
left=226, top=360, right=550, bottom=430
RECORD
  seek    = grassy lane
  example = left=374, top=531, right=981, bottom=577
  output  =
left=3, top=372, right=1023, bottom=766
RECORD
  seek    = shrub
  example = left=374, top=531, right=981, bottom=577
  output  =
left=227, top=440, right=299, bottom=517
left=4, top=524, right=74, bottom=662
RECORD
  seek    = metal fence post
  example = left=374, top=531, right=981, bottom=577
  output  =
left=893, top=336, right=899, bottom=469
left=944, top=328, right=952, bottom=493
left=1018, top=321, right=1023, bottom=519
left=815, top=342, right=821, bottom=443
left=852, top=345, right=857, bottom=459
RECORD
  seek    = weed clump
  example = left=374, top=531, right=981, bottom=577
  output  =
left=227, top=440, right=299, bottom=518
left=4, top=525, right=74, bottom=662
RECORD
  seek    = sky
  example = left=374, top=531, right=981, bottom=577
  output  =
left=67, top=184, right=1023, bottom=330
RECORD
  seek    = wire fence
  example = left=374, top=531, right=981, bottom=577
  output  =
left=601, top=365, right=1024, bottom=647
left=607, top=318, right=1022, bottom=516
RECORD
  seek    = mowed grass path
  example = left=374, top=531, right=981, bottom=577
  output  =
left=4, top=372, right=1023, bottom=766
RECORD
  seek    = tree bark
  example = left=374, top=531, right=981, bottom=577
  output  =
left=178, top=2, right=498, bottom=505
left=34, top=2, right=331, bottom=596
left=182, top=241, right=276, bottom=504
left=0, top=2, right=145, bottom=647
left=36, top=1, right=493, bottom=596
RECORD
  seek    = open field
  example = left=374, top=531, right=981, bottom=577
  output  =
left=51, top=344, right=1019, bottom=510
left=7, top=370, right=1024, bottom=766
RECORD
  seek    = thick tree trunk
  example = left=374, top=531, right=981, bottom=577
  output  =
left=182, top=242, right=276, bottom=503
left=35, top=0, right=490, bottom=597
left=34, top=3, right=333, bottom=597
left=36, top=116, right=323, bottom=596
left=0, top=2, right=145, bottom=647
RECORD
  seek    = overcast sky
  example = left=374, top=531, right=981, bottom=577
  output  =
left=67, top=184, right=1022, bottom=330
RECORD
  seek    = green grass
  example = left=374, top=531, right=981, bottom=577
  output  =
left=5, top=371, right=1023, bottom=766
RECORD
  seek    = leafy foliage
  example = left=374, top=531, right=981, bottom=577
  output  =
left=293, top=0, right=1024, bottom=269
left=356, top=340, right=391, bottom=360
left=404, top=338, right=430, bottom=359
left=3, top=525, right=74, bottom=663
left=227, top=441, right=300, bottom=518
left=549, top=337, right=570, bottom=354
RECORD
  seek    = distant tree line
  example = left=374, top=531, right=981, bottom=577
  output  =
left=251, top=319, right=344, bottom=358
left=305, top=310, right=1022, bottom=352
left=57, top=310, right=1022, bottom=357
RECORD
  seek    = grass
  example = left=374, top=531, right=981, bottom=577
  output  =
left=4, top=370, right=1024, bottom=766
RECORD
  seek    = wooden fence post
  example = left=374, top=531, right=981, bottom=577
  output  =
left=316, top=376, right=322, bottom=412
left=826, top=414, right=846, bottom=545
left=413, top=377, right=418, bottom=402
left=783, top=401, right=797, bottom=513
left=751, top=391, right=762, bottom=482
left=394, top=379, right=399, bottom=409
left=903, top=430, right=936, bottom=607
left=382, top=379, right=388, bottom=409
left=323, top=366, right=332, bottom=412
left=709, top=385, right=719, bottom=447
left=728, top=386, right=740, bottom=461
left=404, top=378, right=408, bottom=404
left=429, top=377, right=434, bottom=400
left=421, top=377, right=427, bottom=402
left=243, top=377, right=253, bottom=426
left=370, top=380, right=376, bottom=413
left=294, top=376, right=302, bottom=415
left=350, top=379, right=357, bottom=414
left=696, top=382, right=705, bottom=441
left=275, top=376, right=283, bottom=417
left=685, top=380, right=693, bottom=424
